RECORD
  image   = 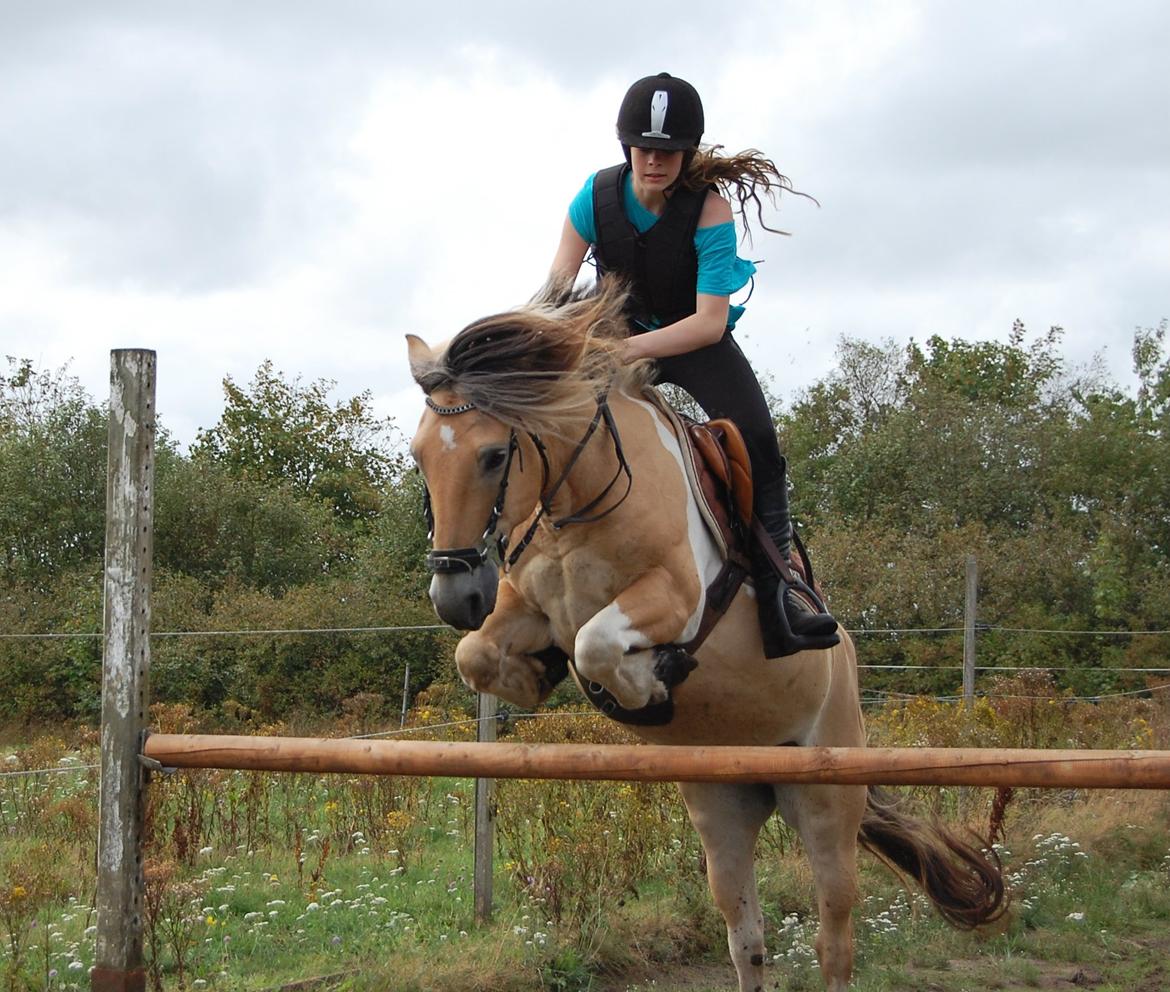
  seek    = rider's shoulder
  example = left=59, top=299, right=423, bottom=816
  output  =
left=699, top=190, right=732, bottom=226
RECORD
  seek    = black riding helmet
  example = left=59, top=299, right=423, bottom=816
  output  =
left=616, top=72, right=705, bottom=151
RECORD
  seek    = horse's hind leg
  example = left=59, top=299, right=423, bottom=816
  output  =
left=774, top=783, right=867, bottom=992
left=679, top=782, right=775, bottom=992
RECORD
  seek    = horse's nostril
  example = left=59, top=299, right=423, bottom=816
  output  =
left=468, top=591, right=483, bottom=618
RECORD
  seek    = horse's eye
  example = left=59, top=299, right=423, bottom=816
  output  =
left=481, top=447, right=509, bottom=474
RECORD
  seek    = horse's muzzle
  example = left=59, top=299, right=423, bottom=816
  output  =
left=429, top=565, right=499, bottom=631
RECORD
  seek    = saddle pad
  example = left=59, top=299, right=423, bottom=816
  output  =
left=641, top=388, right=749, bottom=563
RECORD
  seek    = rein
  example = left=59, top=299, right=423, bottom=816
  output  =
left=422, top=394, right=633, bottom=573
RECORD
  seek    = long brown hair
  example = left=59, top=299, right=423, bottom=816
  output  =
left=680, top=146, right=817, bottom=238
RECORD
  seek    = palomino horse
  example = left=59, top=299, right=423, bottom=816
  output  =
left=406, top=280, right=1004, bottom=992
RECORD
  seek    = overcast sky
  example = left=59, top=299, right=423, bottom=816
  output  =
left=2, top=1, right=1167, bottom=450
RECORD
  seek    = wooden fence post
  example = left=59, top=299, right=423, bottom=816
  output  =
left=963, top=555, right=977, bottom=707
left=93, top=350, right=156, bottom=992
left=473, top=693, right=497, bottom=923
left=400, top=662, right=411, bottom=729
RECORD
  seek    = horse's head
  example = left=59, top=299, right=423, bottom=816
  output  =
left=406, top=278, right=643, bottom=629
left=406, top=334, right=546, bottom=630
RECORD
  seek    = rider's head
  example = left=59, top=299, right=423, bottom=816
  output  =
left=616, top=72, right=704, bottom=175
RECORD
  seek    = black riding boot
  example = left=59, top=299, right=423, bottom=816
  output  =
left=752, top=464, right=839, bottom=658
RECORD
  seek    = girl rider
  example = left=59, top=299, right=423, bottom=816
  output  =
left=549, top=71, right=838, bottom=658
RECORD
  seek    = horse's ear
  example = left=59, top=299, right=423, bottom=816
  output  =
left=406, top=334, right=435, bottom=387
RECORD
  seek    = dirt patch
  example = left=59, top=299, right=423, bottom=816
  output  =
left=902, top=952, right=1170, bottom=992
left=594, top=960, right=734, bottom=991
left=910, top=958, right=1104, bottom=990
left=593, top=953, right=1168, bottom=992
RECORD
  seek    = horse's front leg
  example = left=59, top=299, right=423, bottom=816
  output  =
left=454, top=578, right=560, bottom=708
left=679, top=782, right=776, bottom=992
left=574, top=564, right=694, bottom=711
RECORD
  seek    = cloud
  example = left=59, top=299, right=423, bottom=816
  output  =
left=0, top=0, right=1166, bottom=449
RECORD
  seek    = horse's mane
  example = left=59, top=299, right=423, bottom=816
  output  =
left=412, top=276, right=653, bottom=437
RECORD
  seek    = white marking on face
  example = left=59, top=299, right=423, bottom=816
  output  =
left=439, top=425, right=457, bottom=451
left=629, top=396, right=723, bottom=643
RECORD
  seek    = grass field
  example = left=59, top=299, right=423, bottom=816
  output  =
left=2, top=685, right=1169, bottom=991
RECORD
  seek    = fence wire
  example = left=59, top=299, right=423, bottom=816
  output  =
left=4, top=616, right=1169, bottom=781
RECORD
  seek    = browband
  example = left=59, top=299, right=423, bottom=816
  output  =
left=426, top=396, right=476, bottom=416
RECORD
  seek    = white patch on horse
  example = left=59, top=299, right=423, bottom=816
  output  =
left=629, top=396, right=723, bottom=643
left=575, top=601, right=663, bottom=709
left=439, top=425, right=457, bottom=451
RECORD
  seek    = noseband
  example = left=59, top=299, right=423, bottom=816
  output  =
left=421, top=393, right=632, bottom=574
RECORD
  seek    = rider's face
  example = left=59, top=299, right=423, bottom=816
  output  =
left=630, top=146, right=685, bottom=191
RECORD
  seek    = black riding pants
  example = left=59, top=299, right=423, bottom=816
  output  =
left=650, top=332, right=785, bottom=510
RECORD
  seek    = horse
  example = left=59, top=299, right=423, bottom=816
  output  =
left=405, top=279, right=1004, bottom=992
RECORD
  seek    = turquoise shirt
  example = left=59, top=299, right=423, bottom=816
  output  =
left=568, top=171, right=755, bottom=329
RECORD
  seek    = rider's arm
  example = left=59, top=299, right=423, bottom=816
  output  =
left=550, top=215, right=590, bottom=282
left=623, top=294, right=730, bottom=359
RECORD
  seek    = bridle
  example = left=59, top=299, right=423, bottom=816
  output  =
left=422, top=416, right=518, bottom=574
left=421, top=393, right=633, bottom=574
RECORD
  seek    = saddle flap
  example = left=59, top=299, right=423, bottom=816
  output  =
left=706, top=419, right=754, bottom=527
left=688, top=420, right=754, bottom=530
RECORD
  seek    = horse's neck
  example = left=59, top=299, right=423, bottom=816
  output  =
left=539, top=390, right=687, bottom=537
left=535, top=408, right=616, bottom=522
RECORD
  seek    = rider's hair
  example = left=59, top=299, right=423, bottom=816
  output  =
left=411, top=277, right=651, bottom=438
left=680, top=146, right=818, bottom=239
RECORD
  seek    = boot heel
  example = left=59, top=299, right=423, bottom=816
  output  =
left=756, top=575, right=840, bottom=659
left=774, top=583, right=840, bottom=656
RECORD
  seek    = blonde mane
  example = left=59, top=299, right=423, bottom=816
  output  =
left=411, top=276, right=653, bottom=437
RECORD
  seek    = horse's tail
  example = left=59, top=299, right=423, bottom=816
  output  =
left=858, top=786, right=1007, bottom=929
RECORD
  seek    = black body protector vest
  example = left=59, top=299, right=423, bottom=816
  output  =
left=591, top=163, right=712, bottom=330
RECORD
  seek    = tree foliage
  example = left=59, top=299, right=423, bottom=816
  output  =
left=2, top=323, right=1168, bottom=727
left=0, top=358, right=107, bottom=586
left=0, top=359, right=433, bottom=727
left=779, top=320, right=1170, bottom=695
left=191, top=361, right=402, bottom=525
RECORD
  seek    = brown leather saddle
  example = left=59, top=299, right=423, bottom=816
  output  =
left=649, top=392, right=821, bottom=651
left=686, top=417, right=754, bottom=556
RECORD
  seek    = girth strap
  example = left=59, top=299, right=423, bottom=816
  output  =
left=678, top=559, right=750, bottom=654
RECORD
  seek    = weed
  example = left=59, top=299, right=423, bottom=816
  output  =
left=2, top=691, right=1168, bottom=989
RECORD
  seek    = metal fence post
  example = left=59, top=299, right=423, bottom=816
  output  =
left=93, top=350, right=156, bottom=992
left=473, top=692, right=497, bottom=923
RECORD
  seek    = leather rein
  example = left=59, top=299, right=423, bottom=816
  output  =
left=422, top=394, right=633, bottom=574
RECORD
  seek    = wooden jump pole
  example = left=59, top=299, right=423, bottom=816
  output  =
left=94, top=350, right=156, bottom=992
left=142, top=735, right=1170, bottom=790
